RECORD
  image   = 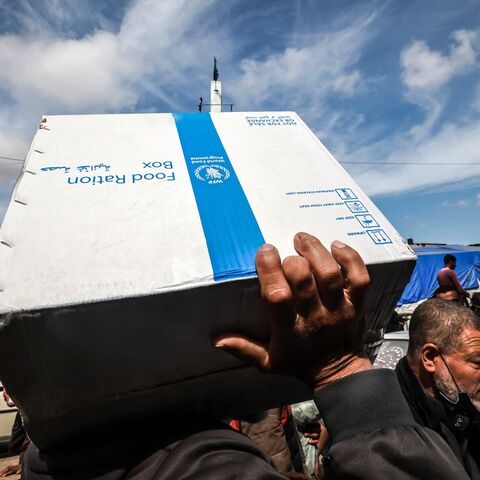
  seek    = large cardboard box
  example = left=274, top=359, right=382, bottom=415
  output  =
left=0, top=112, right=416, bottom=449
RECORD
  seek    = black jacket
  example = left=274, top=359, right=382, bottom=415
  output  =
left=396, top=356, right=480, bottom=479
left=24, top=369, right=469, bottom=479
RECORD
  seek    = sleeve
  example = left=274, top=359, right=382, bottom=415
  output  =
left=448, top=270, right=469, bottom=297
left=313, top=369, right=470, bottom=480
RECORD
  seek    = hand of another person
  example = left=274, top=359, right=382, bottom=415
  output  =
left=302, top=423, right=321, bottom=446
left=0, top=464, right=21, bottom=477
left=214, top=232, right=372, bottom=390
left=2, top=390, right=14, bottom=408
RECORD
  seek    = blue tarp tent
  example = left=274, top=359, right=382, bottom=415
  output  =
left=398, top=245, right=480, bottom=305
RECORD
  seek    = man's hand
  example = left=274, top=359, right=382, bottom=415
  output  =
left=301, top=423, right=321, bottom=446
left=214, top=232, right=372, bottom=390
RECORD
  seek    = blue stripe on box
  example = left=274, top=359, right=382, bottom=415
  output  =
left=173, top=113, right=265, bottom=281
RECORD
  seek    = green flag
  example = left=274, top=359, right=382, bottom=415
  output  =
left=213, top=57, right=219, bottom=81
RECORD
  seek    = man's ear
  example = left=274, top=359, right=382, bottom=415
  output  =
left=420, top=343, right=440, bottom=373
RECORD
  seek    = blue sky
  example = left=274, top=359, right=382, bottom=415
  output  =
left=0, top=0, right=479, bottom=244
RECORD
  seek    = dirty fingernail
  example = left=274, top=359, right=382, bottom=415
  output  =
left=332, top=240, right=347, bottom=248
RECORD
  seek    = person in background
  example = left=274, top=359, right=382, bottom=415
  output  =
left=290, top=400, right=322, bottom=476
left=437, top=254, right=470, bottom=300
left=395, top=299, right=480, bottom=479
left=230, top=408, right=297, bottom=474
left=386, top=310, right=406, bottom=332
left=433, top=285, right=461, bottom=303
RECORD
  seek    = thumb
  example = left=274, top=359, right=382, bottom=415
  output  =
left=214, top=335, right=270, bottom=371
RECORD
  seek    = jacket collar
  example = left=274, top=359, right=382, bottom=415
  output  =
left=395, top=356, right=447, bottom=431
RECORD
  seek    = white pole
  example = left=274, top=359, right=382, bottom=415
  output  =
left=210, top=80, right=222, bottom=113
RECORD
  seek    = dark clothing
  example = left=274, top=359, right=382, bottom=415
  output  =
left=24, top=369, right=468, bottom=479
left=8, top=411, right=26, bottom=456
left=396, top=356, right=480, bottom=479
left=23, top=420, right=284, bottom=480
left=239, top=408, right=294, bottom=473
left=437, top=267, right=470, bottom=297
left=315, top=368, right=468, bottom=479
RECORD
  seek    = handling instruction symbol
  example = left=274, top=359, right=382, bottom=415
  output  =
left=345, top=200, right=368, bottom=213
left=335, top=188, right=357, bottom=200
left=367, top=229, right=392, bottom=245
left=355, top=214, right=379, bottom=229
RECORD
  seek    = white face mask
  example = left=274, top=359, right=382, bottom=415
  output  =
left=436, top=353, right=480, bottom=414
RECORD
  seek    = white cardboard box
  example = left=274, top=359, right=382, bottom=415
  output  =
left=0, top=112, right=416, bottom=448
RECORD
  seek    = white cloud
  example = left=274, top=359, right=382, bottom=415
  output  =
left=333, top=70, right=362, bottom=97
left=346, top=119, right=480, bottom=197
left=228, top=10, right=376, bottom=113
left=397, top=30, right=479, bottom=145
left=0, top=0, right=224, bottom=115
left=442, top=199, right=469, bottom=207
left=0, top=32, right=136, bottom=111
left=406, top=93, right=444, bottom=142
left=476, top=192, right=480, bottom=206
left=401, top=29, right=477, bottom=90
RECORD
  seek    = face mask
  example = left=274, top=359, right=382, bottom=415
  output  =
left=438, top=353, right=478, bottom=433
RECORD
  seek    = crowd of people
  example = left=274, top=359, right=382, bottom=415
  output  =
left=1, top=235, right=479, bottom=479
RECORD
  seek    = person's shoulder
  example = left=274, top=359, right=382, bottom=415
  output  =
left=148, top=427, right=285, bottom=479
left=438, top=267, right=454, bottom=277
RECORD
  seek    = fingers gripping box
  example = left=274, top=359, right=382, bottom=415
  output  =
left=0, top=112, right=416, bottom=449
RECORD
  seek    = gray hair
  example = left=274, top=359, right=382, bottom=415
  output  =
left=407, top=298, right=480, bottom=359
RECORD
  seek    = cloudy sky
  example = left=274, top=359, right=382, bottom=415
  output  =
left=0, top=0, right=479, bottom=244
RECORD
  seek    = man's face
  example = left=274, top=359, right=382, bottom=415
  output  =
left=434, top=328, right=480, bottom=410
left=449, top=261, right=457, bottom=270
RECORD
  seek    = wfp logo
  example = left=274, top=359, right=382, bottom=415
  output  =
left=194, top=164, right=230, bottom=184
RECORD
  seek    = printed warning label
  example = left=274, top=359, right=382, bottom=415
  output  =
left=286, top=186, right=392, bottom=246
